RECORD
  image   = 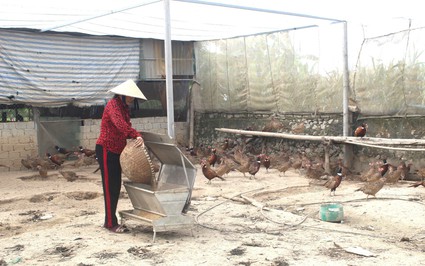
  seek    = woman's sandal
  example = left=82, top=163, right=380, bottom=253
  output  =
left=108, top=224, right=130, bottom=233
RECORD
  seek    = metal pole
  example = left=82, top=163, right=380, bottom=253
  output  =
left=342, top=21, right=353, bottom=166
left=164, top=0, right=175, bottom=139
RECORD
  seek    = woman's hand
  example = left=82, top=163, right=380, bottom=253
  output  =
left=134, top=136, right=144, bottom=147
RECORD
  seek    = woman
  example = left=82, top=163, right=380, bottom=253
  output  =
left=95, top=80, right=147, bottom=233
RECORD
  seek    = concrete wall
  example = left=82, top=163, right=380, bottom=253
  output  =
left=1, top=117, right=188, bottom=171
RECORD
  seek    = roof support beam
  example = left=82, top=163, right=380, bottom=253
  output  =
left=175, top=0, right=344, bottom=23
left=40, top=0, right=162, bottom=32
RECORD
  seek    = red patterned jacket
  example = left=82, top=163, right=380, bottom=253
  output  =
left=96, top=96, right=141, bottom=154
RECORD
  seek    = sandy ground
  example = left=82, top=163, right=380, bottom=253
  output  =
left=1, top=161, right=425, bottom=266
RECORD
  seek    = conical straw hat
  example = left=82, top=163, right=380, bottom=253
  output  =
left=108, top=80, right=147, bottom=100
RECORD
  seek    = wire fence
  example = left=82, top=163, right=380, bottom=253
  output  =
left=194, top=19, right=425, bottom=117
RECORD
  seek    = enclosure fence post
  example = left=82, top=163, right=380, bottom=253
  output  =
left=342, top=21, right=353, bottom=167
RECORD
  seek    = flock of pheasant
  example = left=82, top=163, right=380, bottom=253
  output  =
left=186, top=120, right=424, bottom=199
left=17, top=118, right=425, bottom=195
left=20, top=145, right=98, bottom=182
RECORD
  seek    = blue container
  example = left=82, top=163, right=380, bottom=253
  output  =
left=320, top=203, right=343, bottom=223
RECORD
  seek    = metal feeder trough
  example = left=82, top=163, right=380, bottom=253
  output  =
left=119, top=132, right=197, bottom=241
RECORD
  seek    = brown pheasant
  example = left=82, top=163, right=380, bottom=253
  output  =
left=262, top=116, right=284, bottom=132
left=215, top=158, right=236, bottom=177
left=260, top=154, right=271, bottom=173
left=324, top=168, right=344, bottom=196
left=378, top=159, right=389, bottom=177
left=360, top=161, right=379, bottom=182
left=385, top=165, right=402, bottom=184
left=59, top=170, right=78, bottom=182
left=79, top=146, right=96, bottom=157
left=305, top=162, right=326, bottom=179
left=200, top=160, right=225, bottom=184
left=276, top=160, right=292, bottom=177
left=37, top=165, right=48, bottom=178
left=354, top=123, right=368, bottom=138
left=208, top=148, right=218, bottom=167
left=398, top=162, right=412, bottom=181
left=248, top=156, right=261, bottom=179
left=355, top=177, right=386, bottom=199
left=46, top=152, right=64, bottom=167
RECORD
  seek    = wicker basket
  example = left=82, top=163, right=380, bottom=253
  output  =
left=120, top=139, right=156, bottom=186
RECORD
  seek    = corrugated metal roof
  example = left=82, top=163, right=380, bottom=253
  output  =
left=0, top=29, right=140, bottom=107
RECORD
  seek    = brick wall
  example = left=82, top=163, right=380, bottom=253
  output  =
left=1, top=117, right=188, bottom=171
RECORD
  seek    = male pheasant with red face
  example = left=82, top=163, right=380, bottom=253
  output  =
left=200, top=160, right=225, bottom=184
left=208, top=148, right=218, bottom=167
left=354, top=123, right=368, bottom=138
left=260, top=154, right=271, bottom=173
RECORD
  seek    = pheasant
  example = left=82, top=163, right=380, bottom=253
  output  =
left=59, top=170, right=79, bottom=182
left=355, top=177, right=386, bottom=199
left=248, top=156, right=261, bottom=179
left=200, top=160, right=225, bottom=184
left=324, top=168, right=344, bottom=196
left=37, top=165, right=48, bottom=178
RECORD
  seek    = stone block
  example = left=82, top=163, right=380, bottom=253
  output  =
left=90, top=125, right=100, bottom=133
left=81, top=126, right=91, bottom=134
left=8, top=151, right=22, bottom=161
left=143, top=124, right=153, bottom=131
left=1, top=144, right=13, bottom=152
left=12, top=129, right=25, bottom=137
left=24, top=129, right=36, bottom=137
left=154, top=117, right=166, bottom=123
left=2, top=123, right=14, bottom=130
left=0, top=151, right=9, bottom=160
left=14, top=122, right=30, bottom=129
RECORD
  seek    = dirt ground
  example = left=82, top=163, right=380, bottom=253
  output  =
left=1, top=161, right=424, bottom=266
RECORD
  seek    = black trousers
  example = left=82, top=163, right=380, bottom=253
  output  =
left=95, top=144, right=122, bottom=228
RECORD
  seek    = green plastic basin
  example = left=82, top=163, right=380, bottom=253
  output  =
left=320, top=203, right=343, bottom=223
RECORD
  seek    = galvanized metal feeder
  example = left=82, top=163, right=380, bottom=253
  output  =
left=119, top=132, right=197, bottom=241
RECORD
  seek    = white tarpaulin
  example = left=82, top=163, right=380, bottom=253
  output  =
left=0, top=29, right=140, bottom=107
left=0, top=0, right=344, bottom=41
left=0, top=0, right=423, bottom=41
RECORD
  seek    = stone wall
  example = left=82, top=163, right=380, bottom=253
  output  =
left=351, top=117, right=425, bottom=171
left=0, top=121, right=38, bottom=171
left=194, top=112, right=425, bottom=172
left=1, top=117, right=188, bottom=171
left=194, top=112, right=344, bottom=162
left=3, top=112, right=425, bottom=172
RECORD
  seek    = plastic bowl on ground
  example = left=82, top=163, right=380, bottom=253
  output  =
left=320, top=203, right=344, bottom=223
